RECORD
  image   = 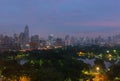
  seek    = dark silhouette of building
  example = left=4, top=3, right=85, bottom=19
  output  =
left=24, top=25, right=29, bottom=44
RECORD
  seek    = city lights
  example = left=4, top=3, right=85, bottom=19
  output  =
left=0, top=0, right=120, bottom=81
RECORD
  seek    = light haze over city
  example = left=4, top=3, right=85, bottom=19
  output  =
left=0, top=0, right=120, bottom=37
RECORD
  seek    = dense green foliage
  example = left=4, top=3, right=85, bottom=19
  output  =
left=0, top=45, right=120, bottom=81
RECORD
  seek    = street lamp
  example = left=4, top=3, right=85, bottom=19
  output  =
left=96, top=67, right=100, bottom=72
left=106, top=50, right=110, bottom=53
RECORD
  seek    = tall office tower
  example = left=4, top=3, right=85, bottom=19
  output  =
left=14, top=33, right=19, bottom=43
left=30, top=35, right=39, bottom=50
left=48, top=34, right=54, bottom=46
left=65, top=35, right=71, bottom=46
left=39, top=38, right=47, bottom=48
left=70, top=36, right=77, bottom=46
left=24, top=25, right=29, bottom=44
left=19, top=25, right=30, bottom=50
left=54, top=38, right=64, bottom=47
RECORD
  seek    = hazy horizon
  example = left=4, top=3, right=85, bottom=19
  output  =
left=0, top=0, right=120, bottom=37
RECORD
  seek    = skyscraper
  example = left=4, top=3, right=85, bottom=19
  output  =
left=19, top=25, right=30, bottom=50
left=24, top=25, right=29, bottom=44
left=30, top=35, right=39, bottom=50
left=65, top=35, right=71, bottom=46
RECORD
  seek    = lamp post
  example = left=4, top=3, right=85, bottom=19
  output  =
left=96, top=67, right=100, bottom=73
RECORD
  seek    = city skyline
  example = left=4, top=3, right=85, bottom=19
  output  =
left=0, top=0, right=120, bottom=37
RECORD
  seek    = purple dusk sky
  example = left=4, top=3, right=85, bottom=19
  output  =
left=0, top=0, right=120, bottom=37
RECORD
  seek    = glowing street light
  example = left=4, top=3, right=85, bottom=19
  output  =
left=96, top=67, right=100, bottom=72
left=113, top=49, right=117, bottom=53
left=106, top=50, right=110, bottom=53
left=108, top=54, right=112, bottom=61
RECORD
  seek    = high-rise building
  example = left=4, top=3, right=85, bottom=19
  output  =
left=0, top=36, right=15, bottom=51
left=70, top=36, right=77, bottom=46
left=19, top=25, right=30, bottom=50
left=30, top=35, right=39, bottom=50
left=39, top=38, right=47, bottom=48
left=65, top=35, right=71, bottom=46
left=24, top=25, right=29, bottom=44
left=54, top=38, right=64, bottom=47
left=47, top=34, right=54, bottom=46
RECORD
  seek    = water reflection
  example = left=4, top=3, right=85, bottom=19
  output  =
left=78, top=58, right=120, bottom=68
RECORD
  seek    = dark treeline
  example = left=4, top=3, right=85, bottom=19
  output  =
left=0, top=45, right=120, bottom=81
